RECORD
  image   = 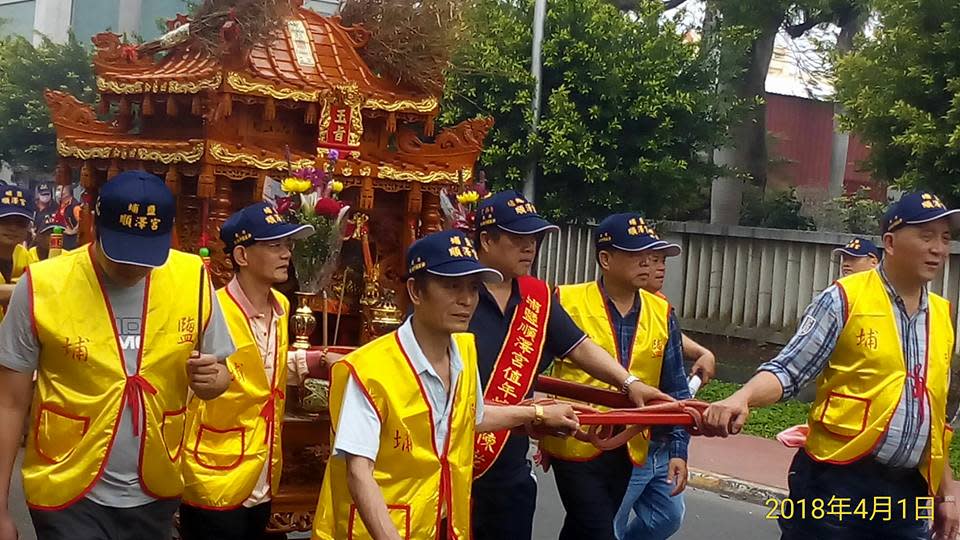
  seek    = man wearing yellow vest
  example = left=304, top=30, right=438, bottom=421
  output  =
left=646, top=239, right=716, bottom=387
left=313, top=230, right=581, bottom=540
left=0, top=184, right=39, bottom=316
left=469, top=191, right=670, bottom=540
left=0, top=171, right=235, bottom=540
left=541, top=214, right=690, bottom=540
left=180, top=201, right=323, bottom=539
left=704, top=191, right=960, bottom=540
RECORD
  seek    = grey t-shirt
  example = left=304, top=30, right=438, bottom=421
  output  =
left=0, top=273, right=235, bottom=508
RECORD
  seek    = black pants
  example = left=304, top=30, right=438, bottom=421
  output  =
left=551, top=447, right=632, bottom=540
left=179, top=502, right=272, bottom=540
left=780, top=450, right=932, bottom=540
left=29, top=498, right=179, bottom=540
left=472, top=464, right=538, bottom=540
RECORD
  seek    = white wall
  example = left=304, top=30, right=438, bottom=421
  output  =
left=32, top=0, right=70, bottom=44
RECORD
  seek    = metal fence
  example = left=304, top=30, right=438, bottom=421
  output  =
left=535, top=221, right=960, bottom=350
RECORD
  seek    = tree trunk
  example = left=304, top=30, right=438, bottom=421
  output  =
left=732, top=16, right=781, bottom=193
left=827, top=7, right=865, bottom=197
left=710, top=7, right=782, bottom=224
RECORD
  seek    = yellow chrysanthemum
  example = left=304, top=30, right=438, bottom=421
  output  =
left=330, top=180, right=345, bottom=194
left=457, top=190, right=480, bottom=205
left=281, top=177, right=312, bottom=194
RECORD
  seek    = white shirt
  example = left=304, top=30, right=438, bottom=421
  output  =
left=333, top=318, right=485, bottom=461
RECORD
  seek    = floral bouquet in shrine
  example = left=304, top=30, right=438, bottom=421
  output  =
left=439, top=178, right=488, bottom=234
left=277, top=150, right=351, bottom=295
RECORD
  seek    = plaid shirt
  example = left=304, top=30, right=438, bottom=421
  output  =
left=603, top=284, right=691, bottom=460
left=759, top=266, right=935, bottom=468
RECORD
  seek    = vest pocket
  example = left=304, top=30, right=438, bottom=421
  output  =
left=35, top=404, right=89, bottom=463
left=193, top=424, right=246, bottom=470
left=348, top=504, right=410, bottom=540
left=818, top=392, right=870, bottom=438
left=161, top=407, right=187, bottom=461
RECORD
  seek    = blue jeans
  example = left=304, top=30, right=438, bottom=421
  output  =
left=614, top=441, right=685, bottom=540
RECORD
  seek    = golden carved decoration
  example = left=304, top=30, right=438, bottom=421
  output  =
left=212, top=166, right=259, bottom=181
left=57, top=139, right=205, bottom=164
left=226, top=72, right=319, bottom=102
left=95, top=74, right=222, bottom=95
left=318, top=83, right=364, bottom=148
left=208, top=142, right=312, bottom=171
left=376, top=165, right=472, bottom=184
left=364, top=96, right=439, bottom=113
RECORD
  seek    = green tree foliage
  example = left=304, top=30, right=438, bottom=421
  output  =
left=835, top=0, right=960, bottom=203
left=740, top=187, right=816, bottom=230
left=441, top=0, right=733, bottom=222
left=0, top=33, right=95, bottom=175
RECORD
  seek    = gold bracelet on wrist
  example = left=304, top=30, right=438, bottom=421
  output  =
left=532, top=404, right=544, bottom=426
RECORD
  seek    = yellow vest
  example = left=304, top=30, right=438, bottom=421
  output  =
left=541, top=281, right=670, bottom=465
left=805, top=269, right=954, bottom=494
left=23, top=245, right=210, bottom=509
left=181, top=287, right=290, bottom=509
left=313, top=332, right=478, bottom=540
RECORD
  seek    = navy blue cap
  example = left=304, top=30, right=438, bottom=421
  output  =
left=95, top=171, right=175, bottom=268
left=476, top=190, right=559, bottom=235
left=407, top=230, right=502, bottom=282
left=833, top=237, right=879, bottom=259
left=652, top=241, right=682, bottom=258
left=220, top=202, right=314, bottom=252
left=0, top=184, right=33, bottom=221
left=595, top=213, right=666, bottom=252
left=882, top=192, right=960, bottom=234
left=34, top=209, right=57, bottom=234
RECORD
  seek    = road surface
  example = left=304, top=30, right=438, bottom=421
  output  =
left=8, top=451, right=778, bottom=540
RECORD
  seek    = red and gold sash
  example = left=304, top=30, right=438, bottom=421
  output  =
left=473, top=275, right=551, bottom=478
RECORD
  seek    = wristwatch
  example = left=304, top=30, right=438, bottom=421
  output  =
left=532, top=404, right=545, bottom=426
left=936, top=495, right=957, bottom=504
left=621, top=375, right=640, bottom=394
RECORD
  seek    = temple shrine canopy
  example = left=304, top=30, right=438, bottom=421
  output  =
left=46, top=0, right=492, bottom=288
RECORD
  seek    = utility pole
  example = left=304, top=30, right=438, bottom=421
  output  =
left=523, top=0, right=547, bottom=202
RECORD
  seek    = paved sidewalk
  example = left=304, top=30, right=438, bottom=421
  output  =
left=687, top=434, right=796, bottom=504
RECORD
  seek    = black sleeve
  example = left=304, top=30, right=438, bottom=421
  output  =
left=545, top=293, right=587, bottom=359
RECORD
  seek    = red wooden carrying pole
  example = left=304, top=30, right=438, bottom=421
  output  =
left=535, top=375, right=633, bottom=409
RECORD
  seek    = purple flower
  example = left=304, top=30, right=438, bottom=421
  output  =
left=327, top=149, right=340, bottom=161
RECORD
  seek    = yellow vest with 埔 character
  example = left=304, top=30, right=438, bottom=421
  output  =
left=540, top=281, right=670, bottom=465
left=313, top=332, right=478, bottom=540
left=22, top=245, right=210, bottom=509
left=181, top=287, right=289, bottom=509
left=805, top=268, right=954, bottom=494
